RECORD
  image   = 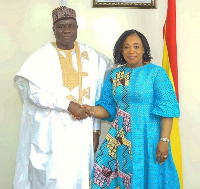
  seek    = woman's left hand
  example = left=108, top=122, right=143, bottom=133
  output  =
left=156, top=141, right=169, bottom=164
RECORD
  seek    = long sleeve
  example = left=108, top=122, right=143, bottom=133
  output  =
left=16, top=77, right=70, bottom=112
left=28, top=82, right=70, bottom=111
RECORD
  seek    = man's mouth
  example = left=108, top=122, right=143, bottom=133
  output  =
left=63, top=36, right=72, bottom=38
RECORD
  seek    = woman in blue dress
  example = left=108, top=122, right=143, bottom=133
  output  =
left=84, top=29, right=180, bottom=189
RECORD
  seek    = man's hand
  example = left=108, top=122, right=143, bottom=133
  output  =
left=68, top=101, right=90, bottom=120
left=93, top=131, right=100, bottom=153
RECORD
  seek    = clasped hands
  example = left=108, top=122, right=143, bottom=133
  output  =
left=67, top=101, right=93, bottom=120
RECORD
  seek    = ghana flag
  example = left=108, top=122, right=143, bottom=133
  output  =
left=162, top=0, right=183, bottom=188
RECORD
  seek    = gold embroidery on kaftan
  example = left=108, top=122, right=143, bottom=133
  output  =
left=83, top=87, right=90, bottom=99
left=52, top=42, right=90, bottom=104
left=58, top=51, right=79, bottom=90
left=66, top=94, right=77, bottom=102
left=81, top=51, right=89, bottom=60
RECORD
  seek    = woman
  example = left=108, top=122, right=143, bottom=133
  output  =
left=84, top=29, right=180, bottom=188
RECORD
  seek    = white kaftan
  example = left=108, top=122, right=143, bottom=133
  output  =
left=13, top=42, right=113, bottom=189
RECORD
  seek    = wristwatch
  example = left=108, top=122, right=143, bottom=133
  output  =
left=160, top=137, right=170, bottom=142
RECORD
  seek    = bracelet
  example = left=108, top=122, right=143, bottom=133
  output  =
left=160, top=137, right=170, bottom=142
left=92, top=106, right=95, bottom=116
left=93, top=130, right=101, bottom=136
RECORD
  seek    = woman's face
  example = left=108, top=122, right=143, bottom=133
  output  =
left=122, top=34, right=144, bottom=68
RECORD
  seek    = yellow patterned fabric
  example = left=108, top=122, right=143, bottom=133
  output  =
left=112, top=70, right=131, bottom=95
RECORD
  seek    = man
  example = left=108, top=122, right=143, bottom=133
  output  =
left=13, top=6, right=113, bottom=189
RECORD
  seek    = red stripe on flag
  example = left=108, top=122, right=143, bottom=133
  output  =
left=164, top=0, right=179, bottom=100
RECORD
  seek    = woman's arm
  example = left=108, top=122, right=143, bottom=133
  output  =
left=152, top=68, right=180, bottom=164
left=156, top=117, right=173, bottom=164
left=82, top=105, right=110, bottom=119
left=160, top=117, right=173, bottom=139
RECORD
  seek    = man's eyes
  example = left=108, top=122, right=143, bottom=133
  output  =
left=57, top=25, right=76, bottom=29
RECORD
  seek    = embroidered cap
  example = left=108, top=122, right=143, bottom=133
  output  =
left=52, top=6, right=76, bottom=25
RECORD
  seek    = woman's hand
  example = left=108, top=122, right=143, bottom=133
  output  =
left=81, top=105, right=94, bottom=116
left=156, top=141, right=169, bottom=164
left=82, top=105, right=110, bottom=119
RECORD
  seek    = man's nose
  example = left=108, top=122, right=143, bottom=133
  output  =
left=63, top=25, right=71, bottom=32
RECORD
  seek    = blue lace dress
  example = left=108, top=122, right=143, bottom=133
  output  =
left=90, top=63, right=180, bottom=189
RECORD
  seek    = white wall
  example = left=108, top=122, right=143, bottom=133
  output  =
left=0, top=0, right=199, bottom=188
left=176, top=0, right=200, bottom=188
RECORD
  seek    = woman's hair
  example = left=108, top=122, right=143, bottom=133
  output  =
left=113, top=29, right=152, bottom=66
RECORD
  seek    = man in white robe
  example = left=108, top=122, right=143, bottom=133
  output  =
left=13, top=6, right=113, bottom=189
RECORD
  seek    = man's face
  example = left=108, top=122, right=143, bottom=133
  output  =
left=53, top=18, right=78, bottom=50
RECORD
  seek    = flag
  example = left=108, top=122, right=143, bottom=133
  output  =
left=162, top=0, right=183, bottom=188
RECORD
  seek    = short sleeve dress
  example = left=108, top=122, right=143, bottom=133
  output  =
left=90, top=63, right=180, bottom=189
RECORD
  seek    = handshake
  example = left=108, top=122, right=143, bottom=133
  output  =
left=68, top=101, right=94, bottom=120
